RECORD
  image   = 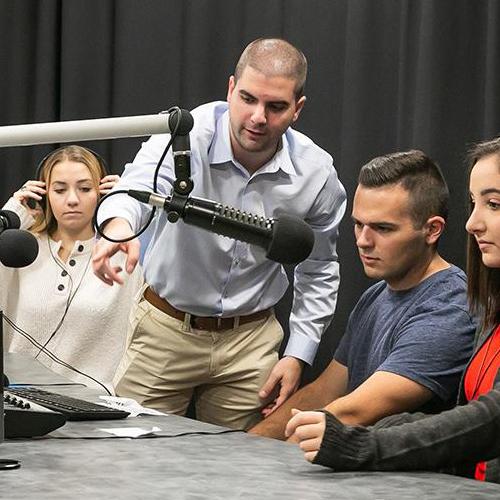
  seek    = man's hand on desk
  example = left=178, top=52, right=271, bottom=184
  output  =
left=92, top=217, right=140, bottom=286
left=259, top=356, right=303, bottom=417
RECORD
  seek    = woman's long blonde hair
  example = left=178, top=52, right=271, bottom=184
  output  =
left=30, top=145, right=106, bottom=236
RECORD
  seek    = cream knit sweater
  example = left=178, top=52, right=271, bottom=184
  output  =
left=1, top=198, right=143, bottom=391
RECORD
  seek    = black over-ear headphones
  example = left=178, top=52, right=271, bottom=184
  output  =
left=28, top=146, right=109, bottom=211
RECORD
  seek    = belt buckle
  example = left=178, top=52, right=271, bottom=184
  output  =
left=182, top=313, right=192, bottom=332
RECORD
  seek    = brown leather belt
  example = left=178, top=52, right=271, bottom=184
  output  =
left=144, top=286, right=271, bottom=331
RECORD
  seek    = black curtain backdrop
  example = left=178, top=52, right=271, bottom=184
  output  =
left=1, top=0, right=499, bottom=383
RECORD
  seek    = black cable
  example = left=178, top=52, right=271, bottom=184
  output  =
left=49, top=429, right=245, bottom=440
left=4, top=108, right=183, bottom=398
left=93, top=106, right=182, bottom=243
left=2, top=229, right=106, bottom=394
left=3, top=241, right=111, bottom=395
left=34, top=234, right=92, bottom=358
left=3, top=315, right=112, bottom=396
left=21, top=232, right=111, bottom=395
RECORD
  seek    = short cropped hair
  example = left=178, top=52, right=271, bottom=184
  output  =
left=234, top=38, right=307, bottom=98
left=358, top=150, right=449, bottom=228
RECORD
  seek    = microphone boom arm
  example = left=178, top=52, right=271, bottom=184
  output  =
left=0, top=112, right=179, bottom=148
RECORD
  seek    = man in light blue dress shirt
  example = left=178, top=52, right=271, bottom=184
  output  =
left=92, top=38, right=346, bottom=429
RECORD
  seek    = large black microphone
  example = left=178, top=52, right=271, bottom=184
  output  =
left=127, top=190, right=315, bottom=265
left=0, top=229, right=39, bottom=268
left=0, top=210, right=21, bottom=232
left=0, top=210, right=39, bottom=267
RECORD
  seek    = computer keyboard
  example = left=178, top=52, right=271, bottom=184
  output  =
left=4, top=390, right=67, bottom=438
left=6, top=387, right=130, bottom=421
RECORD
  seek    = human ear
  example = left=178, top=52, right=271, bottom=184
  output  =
left=227, top=75, right=236, bottom=102
left=424, top=216, right=446, bottom=244
left=292, top=96, right=307, bottom=122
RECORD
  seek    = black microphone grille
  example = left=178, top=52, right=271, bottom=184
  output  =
left=168, top=108, right=194, bottom=136
left=0, top=229, right=39, bottom=268
left=217, top=204, right=273, bottom=229
left=0, top=209, right=21, bottom=230
left=266, top=214, right=315, bottom=265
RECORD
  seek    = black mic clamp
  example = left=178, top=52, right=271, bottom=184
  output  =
left=165, top=108, right=194, bottom=197
left=161, top=107, right=195, bottom=221
left=166, top=192, right=187, bottom=223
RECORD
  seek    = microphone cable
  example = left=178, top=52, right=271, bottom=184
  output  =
left=93, top=106, right=183, bottom=243
left=33, top=233, right=93, bottom=359
left=2, top=226, right=108, bottom=396
left=2, top=184, right=120, bottom=396
left=20, top=201, right=95, bottom=361
left=1, top=130, right=178, bottom=396
left=2, top=313, right=111, bottom=395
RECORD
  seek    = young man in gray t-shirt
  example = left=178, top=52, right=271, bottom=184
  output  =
left=250, top=149, right=476, bottom=440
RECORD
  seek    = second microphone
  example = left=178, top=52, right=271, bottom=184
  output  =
left=127, top=190, right=315, bottom=265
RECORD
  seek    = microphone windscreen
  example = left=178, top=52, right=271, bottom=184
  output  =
left=0, top=229, right=39, bottom=268
left=168, top=108, right=194, bottom=136
left=0, top=209, right=21, bottom=230
left=266, top=215, right=315, bottom=265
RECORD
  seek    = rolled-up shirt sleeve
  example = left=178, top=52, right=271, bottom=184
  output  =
left=284, top=167, right=346, bottom=364
left=97, top=134, right=175, bottom=232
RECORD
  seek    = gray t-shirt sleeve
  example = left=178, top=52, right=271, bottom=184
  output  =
left=334, top=283, right=380, bottom=366
left=334, top=313, right=355, bottom=367
left=333, top=269, right=476, bottom=404
left=377, top=305, right=475, bottom=400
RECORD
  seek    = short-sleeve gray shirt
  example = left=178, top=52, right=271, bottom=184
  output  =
left=335, top=265, right=476, bottom=410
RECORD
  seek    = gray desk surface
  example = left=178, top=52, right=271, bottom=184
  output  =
left=2, top=353, right=500, bottom=499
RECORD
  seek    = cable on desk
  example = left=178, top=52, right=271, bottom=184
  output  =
left=48, top=429, right=246, bottom=439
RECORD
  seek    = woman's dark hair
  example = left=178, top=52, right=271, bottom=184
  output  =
left=466, top=137, right=500, bottom=328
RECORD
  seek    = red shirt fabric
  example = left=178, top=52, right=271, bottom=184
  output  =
left=464, top=324, right=500, bottom=480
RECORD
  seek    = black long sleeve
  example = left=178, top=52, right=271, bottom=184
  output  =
left=313, top=383, right=500, bottom=477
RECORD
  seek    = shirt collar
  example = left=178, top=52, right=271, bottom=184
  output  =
left=208, top=110, right=297, bottom=177
left=208, top=110, right=233, bottom=165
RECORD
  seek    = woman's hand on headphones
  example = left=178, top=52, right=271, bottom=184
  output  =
left=99, top=174, right=120, bottom=195
left=14, top=180, right=46, bottom=215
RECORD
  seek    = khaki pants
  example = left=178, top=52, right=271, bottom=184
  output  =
left=113, top=294, right=283, bottom=430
